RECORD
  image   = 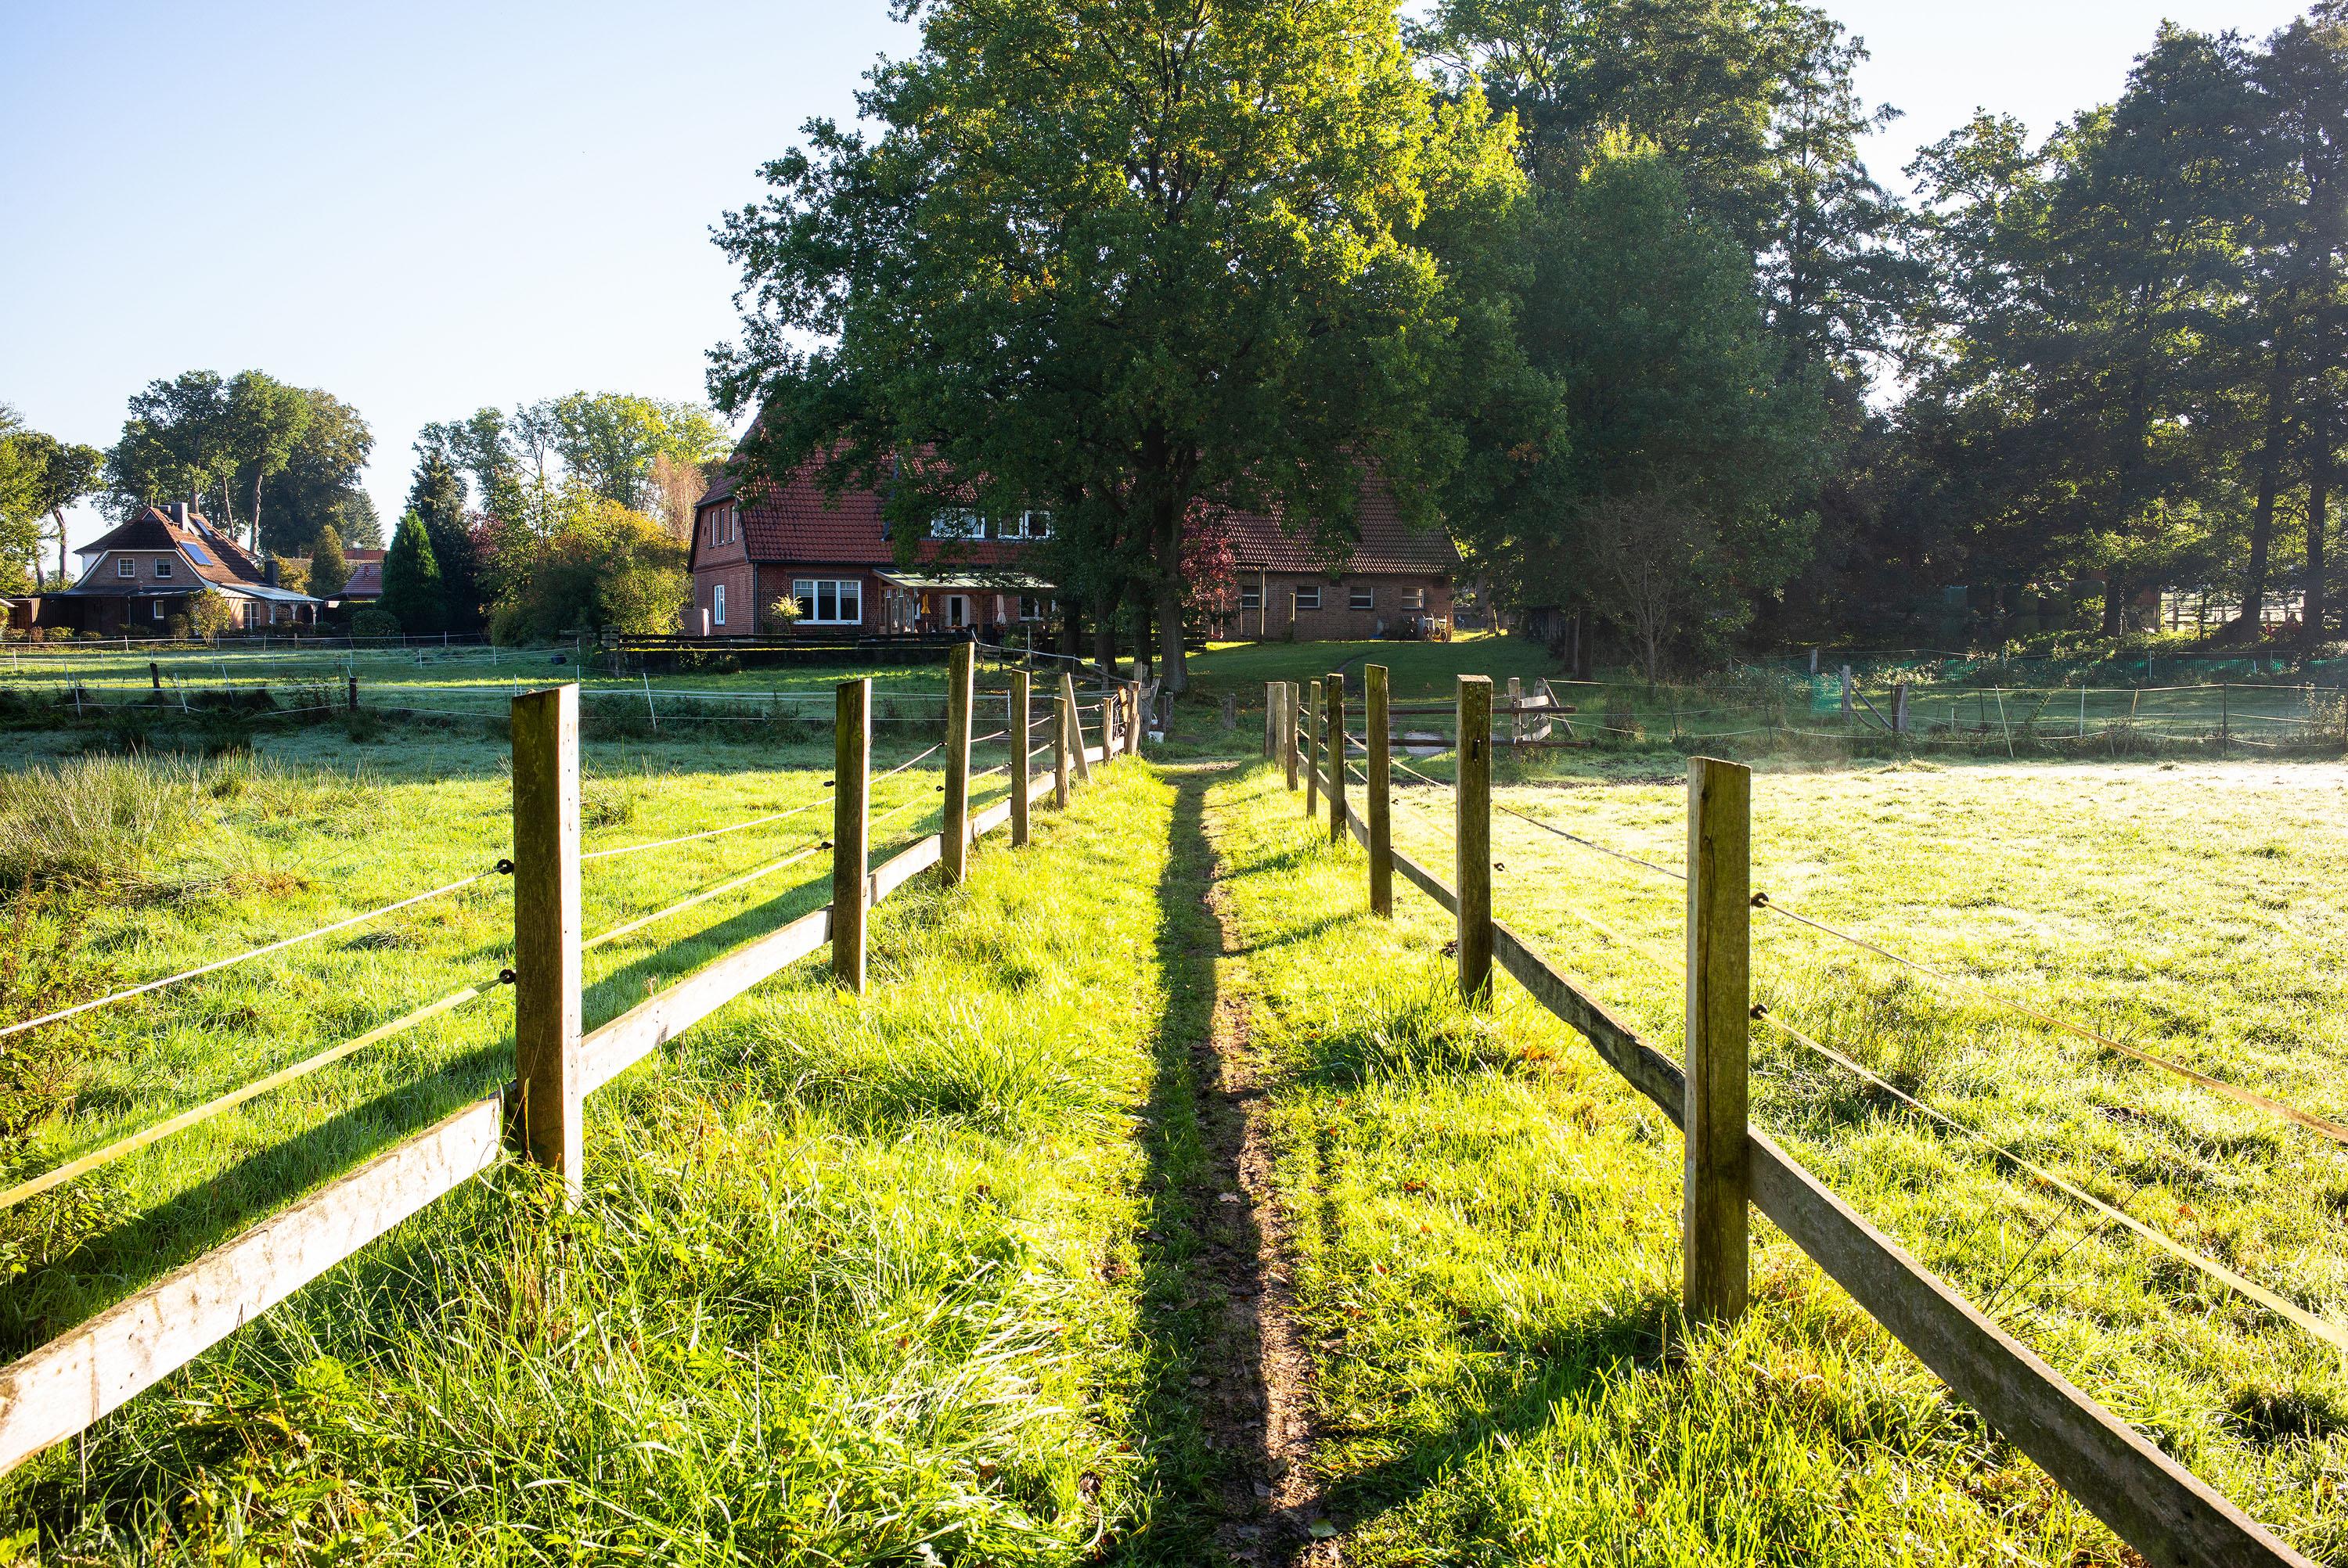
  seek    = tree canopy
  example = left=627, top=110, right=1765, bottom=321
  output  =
left=709, top=0, right=1526, bottom=687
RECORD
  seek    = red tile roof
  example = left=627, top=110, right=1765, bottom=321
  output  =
left=340, top=550, right=384, bottom=598
left=698, top=461, right=1456, bottom=578
left=1220, top=482, right=1457, bottom=576
left=77, top=506, right=272, bottom=589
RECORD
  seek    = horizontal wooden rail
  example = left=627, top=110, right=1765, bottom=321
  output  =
left=0, top=741, right=1119, bottom=1482
left=0, top=1088, right=507, bottom=1475
left=1335, top=776, right=2314, bottom=1568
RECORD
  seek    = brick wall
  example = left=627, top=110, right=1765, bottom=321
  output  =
left=1224, top=573, right=1453, bottom=642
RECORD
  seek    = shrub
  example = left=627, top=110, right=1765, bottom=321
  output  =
left=351, top=605, right=401, bottom=641
left=494, top=498, right=689, bottom=641
left=189, top=588, right=235, bottom=642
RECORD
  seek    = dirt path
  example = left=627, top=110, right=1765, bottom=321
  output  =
left=1147, top=763, right=1334, bottom=1566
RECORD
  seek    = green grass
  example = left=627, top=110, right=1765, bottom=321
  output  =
left=2, top=753, right=1176, bottom=1564
left=8, top=692, right=2348, bottom=1563
left=1205, top=754, right=2348, bottom=1563
left=0, top=717, right=1036, bottom=1360
left=1181, top=633, right=1562, bottom=707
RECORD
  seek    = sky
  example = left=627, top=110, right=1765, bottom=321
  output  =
left=0, top=0, right=2318, bottom=556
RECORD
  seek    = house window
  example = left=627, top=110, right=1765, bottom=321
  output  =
left=1294, top=584, right=1323, bottom=611
left=153, top=599, right=166, bottom=620
left=117, top=558, right=135, bottom=578
left=714, top=583, right=727, bottom=627
left=1349, top=586, right=1373, bottom=612
left=1001, top=509, right=1052, bottom=541
left=1403, top=586, right=1426, bottom=610
left=155, top=559, right=174, bottom=579
left=930, top=509, right=985, bottom=541
left=793, top=577, right=863, bottom=624
left=1239, top=585, right=1262, bottom=611
left=1018, top=595, right=1045, bottom=621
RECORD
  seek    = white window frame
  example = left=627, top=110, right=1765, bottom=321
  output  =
left=929, top=509, right=985, bottom=541
left=1349, top=586, right=1373, bottom=612
left=153, top=599, right=166, bottom=620
left=116, top=557, right=135, bottom=578
left=1018, top=595, right=1046, bottom=621
left=1238, top=585, right=1262, bottom=611
left=1294, top=584, right=1323, bottom=612
left=155, top=558, right=174, bottom=579
left=714, top=582, right=727, bottom=627
left=1001, top=509, right=1052, bottom=541
left=1403, top=586, right=1427, bottom=610
left=792, top=577, right=863, bottom=625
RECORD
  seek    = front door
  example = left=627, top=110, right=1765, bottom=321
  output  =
left=945, top=595, right=970, bottom=629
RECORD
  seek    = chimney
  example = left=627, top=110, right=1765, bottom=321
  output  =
left=167, top=502, right=189, bottom=528
left=266, top=559, right=281, bottom=587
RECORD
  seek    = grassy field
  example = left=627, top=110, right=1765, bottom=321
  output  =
left=5, top=680, right=2348, bottom=1563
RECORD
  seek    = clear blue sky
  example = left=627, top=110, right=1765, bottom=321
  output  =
left=0, top=0, right=2314, bottom=552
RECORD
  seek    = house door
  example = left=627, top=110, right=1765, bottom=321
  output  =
left=945, top=595, right=970, bottom=629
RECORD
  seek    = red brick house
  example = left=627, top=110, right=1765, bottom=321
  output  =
left=689, top=462, right=1457, bottom=642
left=31, top=504, right=322, bottom=634
left=1207, top=490, right=1457, bottom=642
left=688, top=465, right=1056, bottom=636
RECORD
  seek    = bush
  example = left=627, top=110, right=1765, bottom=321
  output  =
left=351, top=606, right=401, bottom=640
left=189, top=588, right=234, bottom=642
left=494, top=498, right=689, bottom=641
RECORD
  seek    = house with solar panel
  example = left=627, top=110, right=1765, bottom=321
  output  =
left=34, top=504, right=325, bottom=635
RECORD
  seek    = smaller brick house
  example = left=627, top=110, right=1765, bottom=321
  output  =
left=687, top=466, right=1055, bottom=636
left=1208, top=488, right=1457, bottom=642
left=31, top=504, right=322, bottom=634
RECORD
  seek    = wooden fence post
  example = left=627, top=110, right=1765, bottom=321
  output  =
left=832, top=678, right=870, bottom=994
left=510, top=685, right=583, bottom=1204
left=1893, top=680, right=1910, bottom=734
left=1281, top=683, right=1299, bottom=791
left=1068, top=672, right=1093, bottom=783
left=346, top=674, right=358, bottom=713
left=942, top=642, right=974, bottom=883
left=1305, top=679, right=1323, bottom=818
left=1263, top=682, right=1277, bottom=757
left=1326, top=672, right=1347, bottom=846
left=1367, top=663, right=1392, bottom=917
left=1455, top=675, right=1492, bottom=1003
left=1010, top=670, right=1032, bottom=848
left=1053, top=674, right=1073, bottom=808
left=1127, top=682, right=1143, bottom=756
left=1684, top=754, right=1751, bottom=1325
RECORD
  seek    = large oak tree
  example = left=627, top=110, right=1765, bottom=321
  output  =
left=709, top=0, right=1524, bottom=689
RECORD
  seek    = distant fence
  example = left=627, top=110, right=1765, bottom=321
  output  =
left=0, top=648, right=1151, bottom=1478
left=1269, top=671, right=2318, bottom=1568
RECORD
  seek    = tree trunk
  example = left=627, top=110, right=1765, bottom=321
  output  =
left=2231, top=325, right=2296, bottom=642
left=1133, top=599, right=1153, bottom=680
left=1091, top=587, right=1122, bottom=671
left=2310, top=386, right=2332, bottom=642
left=252, top=470, right=268, bottom=554
left=1155, top=577, right=1187, bottom=692
left=52, top=508, right=68, bottom=587
left=2101, top=574, right=2127, bottom=637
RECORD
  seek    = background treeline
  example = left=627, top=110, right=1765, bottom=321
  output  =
left=1428, top=0, right=2348, bottom=667
left=0, top=383, right=726, bottom=641
left=713, top=0, right=2348, bottom=687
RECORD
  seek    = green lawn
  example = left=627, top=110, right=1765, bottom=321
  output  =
left=5, top=692, right=2348, bottom=1563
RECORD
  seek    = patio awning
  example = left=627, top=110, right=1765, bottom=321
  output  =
left=875, top=570, right=1056, bottom=595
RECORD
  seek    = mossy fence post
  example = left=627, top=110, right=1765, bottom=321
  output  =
left=1684, top=754, right=1751, bottom=1324
left=1010, top=670, right=1032, bottom=848
left=1367, top=663, right=1392, bottom=917
left=1053, top=674, right=1074, bottom=808
left=1280, top=682, right=1300, bottom=790
left=832, top=677, right=870, bottom=994
left=1326, top=671, right=1346, bottom=846
left=1068, top=671, right=1093, bottom=783
left=510, top=684, right=583, bottom=1205
left=1454, top=674, right=1492, bottom=1003
left=1263, top=682, right=1278, bottom=757
left=1305, top=678, right=1322, bottom=819
left=942, top=640, right=973, bottom=886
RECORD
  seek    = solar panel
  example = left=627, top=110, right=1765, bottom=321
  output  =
left=182, top=541, right=214, bottom=566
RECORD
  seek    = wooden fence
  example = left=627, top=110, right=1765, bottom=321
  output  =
left=1274, top=670, right=2317, bottom=1568
left=0, top=646, right=1147, bottom=1478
